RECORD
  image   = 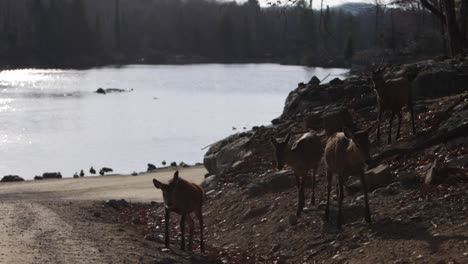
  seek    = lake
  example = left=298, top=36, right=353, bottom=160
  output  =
left=0, top=64, right=348, bottom=179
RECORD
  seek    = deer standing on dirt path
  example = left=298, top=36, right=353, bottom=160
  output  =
left=271, top=132, right=323, bottom=217
left=371, top=65, right=416, bottom=144
left=323, top=128, right=372, bottom=229
left=153, top=171, right=205, bottom=252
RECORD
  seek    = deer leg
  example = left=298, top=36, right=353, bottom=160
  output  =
left=376, top=110, right=383, bottom=143
left=180, top=214, right=186, bottom=250
left=310, top=167, right=317, bottom=205
left=164, top=208, right=170, bottom=248
left=396, top=111, right=402, bottom=139
left=186, top=215, right=194, bottom=252
left=325, top=169, right=332, bottom=221
left=196, top=208, right=205, bottom=253
left=296, top=175, right=306, bottom=217
left=337, top=174, right=344, bottom=229
left=360, top=172, right=372, bottom=224
left=387, top=111, right=395, bottom=144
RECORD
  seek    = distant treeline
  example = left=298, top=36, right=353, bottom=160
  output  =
left=0, top=0, right=443, bottom=68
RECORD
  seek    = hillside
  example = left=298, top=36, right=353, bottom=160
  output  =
left=103, top=57, right=468, bottom=263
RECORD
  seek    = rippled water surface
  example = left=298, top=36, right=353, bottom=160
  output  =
left=0, top=64, right=348, bottom=179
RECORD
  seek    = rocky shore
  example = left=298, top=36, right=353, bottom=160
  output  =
left=111, top=57, right=468, bottom=263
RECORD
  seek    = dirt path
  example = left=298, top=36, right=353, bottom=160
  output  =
left=0, top=167, right=207, bottom=263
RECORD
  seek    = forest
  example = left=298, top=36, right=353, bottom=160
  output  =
left=0, top=0, right=459, bottom=68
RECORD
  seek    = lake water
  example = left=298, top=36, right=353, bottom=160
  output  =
left=0, top=64, right=348, bottom=179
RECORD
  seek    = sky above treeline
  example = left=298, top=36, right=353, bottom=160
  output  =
left=233, top=0, right=373, bottom=9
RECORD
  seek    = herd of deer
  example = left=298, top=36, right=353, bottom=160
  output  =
left=151, top=65, right=417, bottom=252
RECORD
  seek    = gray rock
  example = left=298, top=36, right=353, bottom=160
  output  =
left=1, top=175, right=24, bottom=182
left=203, top=132, right=252, bottom=175
left=329, top=77, right=344, bottom=85
left=413, top=69, right=468, bottom=97
left=42, top=172, right=62, bottom=179
left=261, top=170, right=295, bottom=192
left=96, top=88, right=133, bottom=94
left=179, top=162, right=190, bottom=168
left=242, top=205, right=269, bottom=220
left=322, top=108, right=355, bottom=137
left=96, top=88, right=106, bottom=94
left=200, top=175, right=218, bottom=192
left=144, top=233, right=164, bottom=243
left=447, top=155, right=468, bottom=169
left=147, top=163, right=157, bottom=171
left=132, top=215, right=143, bottom=225
left=105, top=199, right=129, bottom=210
left=99, top=167, right=113, bottom=175
left=308, top=76, right=320, bottom=86
left=244, top=183, right=266, bottom=198
left=347, top=165, right=393, bottom=195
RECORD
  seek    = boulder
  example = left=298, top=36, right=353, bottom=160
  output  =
left=413, top=69, right=468, bottom=97
left=105, top=199, right=129, bottom=209
left=42, top=172, right=62, bottom=179
left=329, top=77, right=344, bottom=85
left=200, top=175, right=218, bottom=192
left=308, top=76, right=320, bottom=86
left=303, top=112, right=322, bottom=129
left=203, top=132, right=252, bottom=175
left=147, top=163, right=157, bottom=171
left=244, top=183, right=266, bottom=198
left=96, top=88, right=133, bottom=94
left=1, top=175, right=24, bottom=182
left=260, top=170, right=295, bottom=193
left=322, top=108, right=355, bottom=137
left=96, top=88, right=106, bottom=94
left=347, top=165, right=393, bottom=195
left=99, top=167, right=113, bottom=175
left=242, top=205, right=269, bottom=220
left=179, top=162, right=190, bottom=168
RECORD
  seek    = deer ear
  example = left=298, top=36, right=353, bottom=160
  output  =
left=173, top=170, right=179, bottom=181
left=153, top=179, right=163, bottom=189
left=343, top=127, right=354, bottom=139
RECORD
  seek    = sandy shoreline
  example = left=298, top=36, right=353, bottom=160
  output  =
left=0, top=165, right=206, bottom=202
left=0, top=166, right=207, bottom=263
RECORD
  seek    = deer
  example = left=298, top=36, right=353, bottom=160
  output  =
left=323, top=127, right=372, bottom=229
left=371, top=63, right=416, bottom=144
left=271, top=132, right=323, bottom=217
left=153, top=170, right=205, bottom=253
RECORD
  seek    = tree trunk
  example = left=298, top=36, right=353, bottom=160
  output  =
left=444, top=0, right=463, bottom=55
left=420, top=0, right=463, bottom=56
left=459, top=0, right=467, bottom=46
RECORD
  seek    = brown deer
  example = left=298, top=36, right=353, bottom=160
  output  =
left=271, top=132, right=323, bottom=217
left=153, top=171, right=205, bottom=252
left=323, top=128, right=372, bottom=229
left=371, top=65, right=416, bottom=144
